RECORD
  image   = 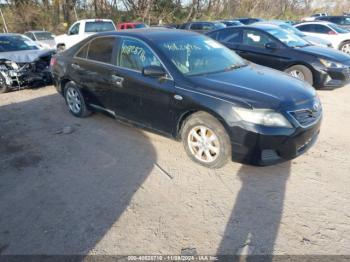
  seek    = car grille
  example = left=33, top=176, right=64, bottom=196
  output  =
left=289, top=106, right=322, bottom=127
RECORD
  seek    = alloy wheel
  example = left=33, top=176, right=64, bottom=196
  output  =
left=66, top=87, right=82, bottom=114
left=187, top=125, right=220, bottom=163
left=289, top=70, right=305, bottom=80
left=341, top=43, right=350, bottom=54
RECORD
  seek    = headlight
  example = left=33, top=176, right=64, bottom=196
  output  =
left=319, top=58, right=346, bottom=68
left=234, top=107, right=293, bottom=128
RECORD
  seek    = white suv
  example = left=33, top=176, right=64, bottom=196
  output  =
left=55, top=19, right=116, bottom=51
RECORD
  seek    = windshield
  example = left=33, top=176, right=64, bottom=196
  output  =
left=266, top=28, right=309, bottom=47
left=0, top=35, right=39, bottom=52
left=85, top=21, right=115, bottom=32
left=34, top=32, right=54, bottom=40
left=279, top=24, right=305, bottom=37
left=157, top=35, right=246, bottom=76
left=328, top=23, right=349, bottom=33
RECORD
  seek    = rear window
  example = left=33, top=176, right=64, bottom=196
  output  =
left=87, top=37, right=115, bottom=63
left=34, top=32, right=54, bottom=40
left=85, top=21, right=115, bottom=32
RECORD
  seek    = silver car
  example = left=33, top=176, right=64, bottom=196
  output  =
left=24, top=31, right=56, bottom=50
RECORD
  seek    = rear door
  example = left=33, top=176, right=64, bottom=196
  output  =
left=235, top=29, right=286, bottom=69
left=69, top=36, right=118, bottom=110
left=112, top=37, right=175, bottom=133
left=208, top=28, right=242, bottom=50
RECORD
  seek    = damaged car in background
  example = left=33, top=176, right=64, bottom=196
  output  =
left=0, top=34, right=55, bottom=93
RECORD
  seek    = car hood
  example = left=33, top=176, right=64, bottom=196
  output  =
left=296, top=45, right=350, bottom=62
left=0, top=49, right=55, bottom=63
left=188, top=63, right=316, bottom=109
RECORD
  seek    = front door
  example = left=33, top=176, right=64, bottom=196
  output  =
left=111, top=37, right=175, bottom=134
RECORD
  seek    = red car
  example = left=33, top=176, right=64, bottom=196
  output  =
left=117, top=22, right=148, bottom=30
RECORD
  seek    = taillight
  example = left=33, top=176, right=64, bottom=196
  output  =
left=50, top=57, right=57, bottom=67
left=328, top=31, right=337, bottom=35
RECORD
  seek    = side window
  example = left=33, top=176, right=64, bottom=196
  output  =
left=296, top=24, right=314, bottom=32
left=217, top=29, right=241, bottom=43
left=126, top=25, right=133, bottom=29
left=68, top=23, right=80, bottom=35
left=190, top=23, right=203, bottom=30
left=202, top=23, right=214, bottom=31
left=76, top=43, right=89, bottom=59
left=313, top=25, right=332, bottom=34
left=87, top=37, right=115, bottom=63
left=242, top=30, right=275, bottom=48
left=25, top=33, right=35, bottom=40
left=117, top=38, right=161, bottom=71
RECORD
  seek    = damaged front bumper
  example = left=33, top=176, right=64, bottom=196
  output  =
left=0, top=50, right=55, bottom=93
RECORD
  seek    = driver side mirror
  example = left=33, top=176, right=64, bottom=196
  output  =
left=265, top=42, right=278, bottom=50
left=142, top=65, right=166, bottom=78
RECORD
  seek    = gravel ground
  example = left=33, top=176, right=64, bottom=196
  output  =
left=0, top=85, right=349, bottom=256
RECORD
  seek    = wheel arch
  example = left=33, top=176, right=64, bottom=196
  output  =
left=175, top=108, right=232, bottom=141
left=283, top=62, right=316, bottom=84
left=338, top=39, right=350, bottom=50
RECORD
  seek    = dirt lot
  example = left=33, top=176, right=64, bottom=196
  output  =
left=0, top=85, right=349, bottom=256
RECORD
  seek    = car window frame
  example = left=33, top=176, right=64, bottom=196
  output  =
left=114, top=36, right=173, bottom=80
left=68, top=22, right=80, bottom=35
left=217, top=28, right=242, bottom=44
left=241, top=28, right=284, bottom=49
left=24, top=32, right=36, bottom=41
left=73, top=36, right=118, bottom=65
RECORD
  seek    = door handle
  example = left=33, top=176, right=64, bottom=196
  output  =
left=71, top=63, right=81, bottom=70
left=112, top=75, right=124, bottom=88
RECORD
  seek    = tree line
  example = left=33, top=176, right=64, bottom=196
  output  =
left=0, top=0, right=349, bottom=34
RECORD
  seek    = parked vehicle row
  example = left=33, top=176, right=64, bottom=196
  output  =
left=51, top=29, right=322, bottom=168
left=206, top=24, right=350, bottom=89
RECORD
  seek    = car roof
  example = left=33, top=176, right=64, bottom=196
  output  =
left=296, top=21, right=333, bottom=25
left=25, top=31, right=51, bottom=33
left=78, top=19, right=113, bottom=22
left=0, top=33, right=24, bottom=37
left=119, top=22, right=145, bottom=25
left=96, top=28, right=202, bottom=41
left=243, top=24, right=281, bottom=30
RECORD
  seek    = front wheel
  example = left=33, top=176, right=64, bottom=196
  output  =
left=284, top=65, right=313, bottom=86
left=181, top=112, right=231, bottom=169
left=339, top=41, right=350, bottom=54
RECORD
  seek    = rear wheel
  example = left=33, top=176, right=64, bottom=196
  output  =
left=64, top=81, right=91, bottom=117
left=285, top=65, right=313, bottom=86
left=339, top=41, right=350, bottom=54
left=181, top=112, right=231, bottom=169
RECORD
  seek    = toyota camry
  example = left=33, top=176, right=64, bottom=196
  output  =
left=51, top=29, right=322, bottom=168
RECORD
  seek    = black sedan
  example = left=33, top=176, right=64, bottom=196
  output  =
left=206, top=24, right=350, bottom=89
left=51, top=29, right=322, bottom=168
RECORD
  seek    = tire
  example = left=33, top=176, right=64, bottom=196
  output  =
left=339, top=41, right=350, bottom=54
left=64, top=81, right=91, bottom=117
left=0, top=74, right=9, bottom=94
left=284, top=65, right=313, bottom=86
left=181, top=112, right=231, bottom=169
